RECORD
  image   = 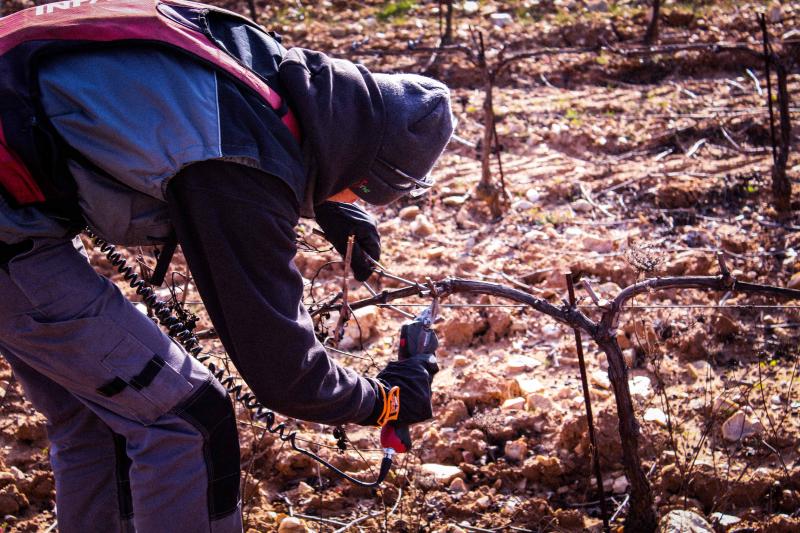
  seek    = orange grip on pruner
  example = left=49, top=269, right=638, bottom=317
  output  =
left=376, top=386, right=410, bottom=453
left=375, top=385, right=400, bottom=427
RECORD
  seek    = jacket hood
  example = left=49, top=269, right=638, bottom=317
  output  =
left=278, top=48, right=385, bottom=215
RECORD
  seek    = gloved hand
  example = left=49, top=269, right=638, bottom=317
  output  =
left=359, top=320, right=439, bottom=426
left=315, top=202, right=380, bottom=282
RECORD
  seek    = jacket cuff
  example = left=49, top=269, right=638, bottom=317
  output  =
left=356, top=377, right=385, bottom=426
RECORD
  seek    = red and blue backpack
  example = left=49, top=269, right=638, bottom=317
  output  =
left=0, top=0, right=300, bottom=209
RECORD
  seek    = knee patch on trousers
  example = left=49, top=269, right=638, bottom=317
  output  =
left=175, top=378, right=240, bottom=520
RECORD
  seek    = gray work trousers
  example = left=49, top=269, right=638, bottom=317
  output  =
left=0, top=237, right=242, bottom=533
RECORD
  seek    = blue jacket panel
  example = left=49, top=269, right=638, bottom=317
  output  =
left=39, top=48, right=224, bottom=201
left=28, top=46, right=304, bottom=244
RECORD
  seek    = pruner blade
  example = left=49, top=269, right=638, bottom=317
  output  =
left=417, top=295, right=440, bottom=329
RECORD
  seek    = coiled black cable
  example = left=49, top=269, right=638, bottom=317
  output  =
left=88, top=231, right=391, bottom=487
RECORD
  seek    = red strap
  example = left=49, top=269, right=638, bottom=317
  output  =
left=0, top=118, right=44, bottom=205
left=0, top=0, right=302, bottom=143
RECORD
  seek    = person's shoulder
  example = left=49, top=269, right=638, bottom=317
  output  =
left=39, top=46, right=210, bottom=78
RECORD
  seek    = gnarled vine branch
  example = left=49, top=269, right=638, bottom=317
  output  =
left=311, top=255, right=800, bottom=531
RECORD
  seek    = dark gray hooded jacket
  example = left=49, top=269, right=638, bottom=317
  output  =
left=0, top=44, right=400, bottom=425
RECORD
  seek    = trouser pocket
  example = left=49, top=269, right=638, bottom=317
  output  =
left=13, top=313, right=194, bottom=426
left=99, top=327, right=194, bottom=424
left=1, top=236, right=200, bottom=426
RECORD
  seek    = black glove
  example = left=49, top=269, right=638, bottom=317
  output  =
left=315, top=202, right=380, bottom=282
left=359, top=320, right=439, bottom=426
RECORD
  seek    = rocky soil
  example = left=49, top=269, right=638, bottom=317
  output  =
left=1, top=1, right=799, bottom=532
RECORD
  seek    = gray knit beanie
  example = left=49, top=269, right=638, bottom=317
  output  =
left=351, top=73, right=454, bottom=205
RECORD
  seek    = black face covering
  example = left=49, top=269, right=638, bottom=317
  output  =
left=278, top=49, right=385, bottom=209
left=278, top=49, right=453, bottom=209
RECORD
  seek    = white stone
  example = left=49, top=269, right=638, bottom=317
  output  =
left=612, top=476, right=629, bottom=494
left=590, top=370, right=610, bottom=389
left=721, top=410, right=764, bottom=442
left=420, top=463, right=463, bottom=484
left=462, top=1, right=479, bottom=15
left=507, top=355, right=542, bottom=372
left=475, top=495, right=492, bottom=509
left=628, top=375, right=652, bottom=400
left=490, top=12, right=513, bottom=27
left=710, top=513, right=741, bottom=527
left=525, top=189, right=541, bottom=203
left=398, top=205, right=421, bottom=221
left=501, top=397, right=526, bottom=411
left=9, top=466, right=25, bottom=481
left=515, top=377, right=544, bottom=395
left=512, top=199, right=535, bottom=211
left=541, top=324, right=560, bottom=339
left=278, top=517, right=308, bottom=533
left=427, top=247, right=445, bottom=260
left=442, top=195, right=467, bottom=207
left=410, top=214, right=435, bottom=237
left=523, top=229, right=547, bottom=242
left=657, top=510, right=713, bottom=533
left=453, top=355, right=468, bottom=367
left=643, top=408, right=668, bottom=427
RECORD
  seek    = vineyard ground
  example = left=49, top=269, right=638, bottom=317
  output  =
left=0, top=1, right=798, bottom=531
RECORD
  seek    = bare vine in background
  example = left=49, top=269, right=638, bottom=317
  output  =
left=758, top=13, right=794, bottom=215
left=348, top=18, right=798, bottom=217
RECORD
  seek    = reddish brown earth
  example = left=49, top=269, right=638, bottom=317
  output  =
left=1, top=1, right=799, bottom=531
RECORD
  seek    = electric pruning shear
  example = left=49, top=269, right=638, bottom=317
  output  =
left=378, top=295, right=440, bottom=457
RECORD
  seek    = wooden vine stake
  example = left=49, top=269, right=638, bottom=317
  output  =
left=566, top=273, right=610, bottom=533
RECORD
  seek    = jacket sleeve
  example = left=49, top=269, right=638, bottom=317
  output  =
left=165, top=160, right=377, bottom=425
